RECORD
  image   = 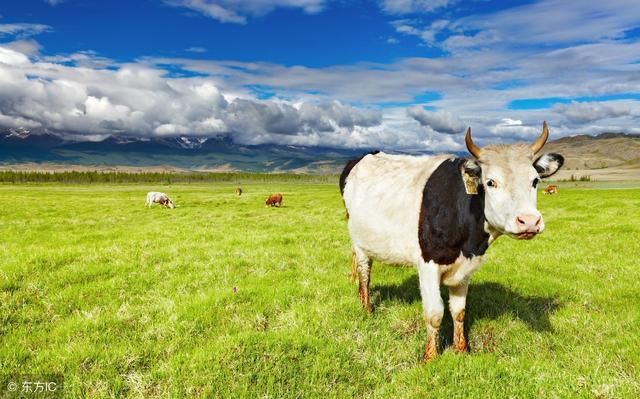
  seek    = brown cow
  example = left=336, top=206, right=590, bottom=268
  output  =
left=236, top=187, right=243, bottom=197
left=543, top=184, right=558, bottom=195
left=265, top=193, right=283, bottom=207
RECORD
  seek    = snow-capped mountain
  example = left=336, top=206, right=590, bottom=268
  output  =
left=0, top=129, right=369, bottom=172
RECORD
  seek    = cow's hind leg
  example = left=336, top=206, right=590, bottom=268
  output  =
left=448, top=281, right=469, bottom=353
left=418, top=260, right=444, bottom=361
left=350, top=251, right=358, bottom=283
left=353, top=247, right=373, bottom=313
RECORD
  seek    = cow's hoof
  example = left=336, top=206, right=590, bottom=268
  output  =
left=423, top=346, right=438, bottom=362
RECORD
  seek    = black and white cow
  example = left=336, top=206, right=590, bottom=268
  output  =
left=340, top=122, right=564, bottom=361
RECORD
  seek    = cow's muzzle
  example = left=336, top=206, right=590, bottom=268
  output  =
left=514, top=232, right=537, bottom=240
left=511, top=214, right=543, bottom=239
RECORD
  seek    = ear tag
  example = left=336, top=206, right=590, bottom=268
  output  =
left=463, top=173, right=478, bottom=195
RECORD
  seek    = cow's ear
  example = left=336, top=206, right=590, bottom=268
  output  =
left=462, top=158, right=482, bottom=178
left=534, top=153, right=564, bottom=178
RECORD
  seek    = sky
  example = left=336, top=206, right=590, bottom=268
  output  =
left=0, top=0, right=639, bottom=151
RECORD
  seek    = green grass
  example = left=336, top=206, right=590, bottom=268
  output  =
left=1, top=183, right=639, bottom=398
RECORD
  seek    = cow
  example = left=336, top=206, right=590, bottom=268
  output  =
left=340, top=122, right=564, bottom=361
left=265, top=193, right=283, bottom=207
left=236, top=187, right=243, bottom=197
left=146, top=191, right=175, bottom=209
left=544, top=184, right=558, bottom=195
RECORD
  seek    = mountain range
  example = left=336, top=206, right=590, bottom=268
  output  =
left=1, top=127, right=639, bottom=175
left=0, top=128, right=371, bottom=173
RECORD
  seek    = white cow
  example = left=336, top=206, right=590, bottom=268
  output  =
left=340, top=122, right=564, bottom=360
left=146, top=192, right=175, bottom=209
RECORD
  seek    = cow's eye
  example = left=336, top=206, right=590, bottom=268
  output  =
left=486, top=179, right=497, bottom=188
left=532, top=177, right=540, bottom=188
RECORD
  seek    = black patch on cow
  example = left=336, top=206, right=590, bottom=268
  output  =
left=339, top=151, right=380, bottom=196
left=418, top=158, right=490, bottom=265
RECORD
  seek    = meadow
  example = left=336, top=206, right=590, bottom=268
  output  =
left=1, top=180, right=639, bottom=398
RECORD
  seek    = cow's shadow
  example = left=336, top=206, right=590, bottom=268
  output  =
left=373, top=275, right=560, bottom=348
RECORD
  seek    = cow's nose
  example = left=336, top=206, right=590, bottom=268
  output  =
left=515, top=214, right=541, bottom=233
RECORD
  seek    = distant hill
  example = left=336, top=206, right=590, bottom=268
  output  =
left=1, top=129, right=639, bottom=178
left=0, top=128, right=371, bottom=173
left=545, top=132, right=640, bottom=169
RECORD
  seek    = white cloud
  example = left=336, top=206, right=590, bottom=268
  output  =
left=185, top=46, right=207, bottom=53
left=0, top=46, right=400, bottom=148
left=45, top=0, right=65, bottom=5
left=3, top=40, right=42, bottom=57
left=499, top=118, right=523, bottom=127
left=380, top=0, right=458, bottom=15
left=553, top=101, right=634, bottom=124
left=0, top=23, right=51, bottom=39
left=166, top=0, right=327, bottom=24
left=0, top=47, right=31, bottom=65
left=407, top=106, right=466, bottom=134
left=393, top=0, right=640, bottom=50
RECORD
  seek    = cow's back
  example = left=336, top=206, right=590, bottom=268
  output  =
left=342, top=152, right=451, bottom=265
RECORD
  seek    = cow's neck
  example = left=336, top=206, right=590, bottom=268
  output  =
left=484, top=222, right=503, bottom=245
left=418, top=158, right=491, bottom=265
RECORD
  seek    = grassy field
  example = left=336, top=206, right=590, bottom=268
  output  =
left=1, top=182, right=639, bottom=398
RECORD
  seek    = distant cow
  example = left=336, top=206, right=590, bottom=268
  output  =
left=265, top=193, right=283, bottom=207
left=236, top=187, right=243, bottom=197
left=543, top=184, right=558, bottom=195
left=146, top=192, right=175, bottom=209
left=341, top=122, right=564, bottom=361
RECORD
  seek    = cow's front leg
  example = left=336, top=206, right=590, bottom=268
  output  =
left=448, top=281, right=469, bottom=353
left=418, top=260, right=444, bottom=361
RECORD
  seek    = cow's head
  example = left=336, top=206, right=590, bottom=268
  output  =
left=166, top=199, right=175, bottom=209
left=464, top=122, right=564, bottom=239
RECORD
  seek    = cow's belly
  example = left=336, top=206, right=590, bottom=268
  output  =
left=348, top=213, right=421, bottom=266
left=343, top=153, right=451, bottom=267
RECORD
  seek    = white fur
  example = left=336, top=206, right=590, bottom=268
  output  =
left=441, top=254, right=485, bottom=287
left=418, top=260, right=444, bottom=328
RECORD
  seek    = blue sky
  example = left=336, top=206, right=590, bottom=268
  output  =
left=0, top=0, right=639, bottom=150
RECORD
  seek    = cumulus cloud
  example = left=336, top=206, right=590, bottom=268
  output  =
left=3, top=40, right=42, bottom=57
left=166, top=0, right=327, bottom=24
left=553, top=101, right=633, bottom=124
left=0, top=46, right=392, bottom=148
left=407, top=106, right=466, bottom=134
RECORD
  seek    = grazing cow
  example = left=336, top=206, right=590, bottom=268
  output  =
left=265, top=193, right=283, bottom=207
left=146, top=191, right=175, bottom=209
left=340, top=122, right=564, bottom=361
left=544, top=184, right=558, bottom=195
left=236, top=187, right=243, bottom=197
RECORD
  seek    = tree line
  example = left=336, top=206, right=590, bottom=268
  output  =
left=0, top=170, right=337, bottom=184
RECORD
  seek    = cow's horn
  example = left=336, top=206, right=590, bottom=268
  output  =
left=531, top=121, right=549, bottom=154
left=465, top=127, right=481, bottom=158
